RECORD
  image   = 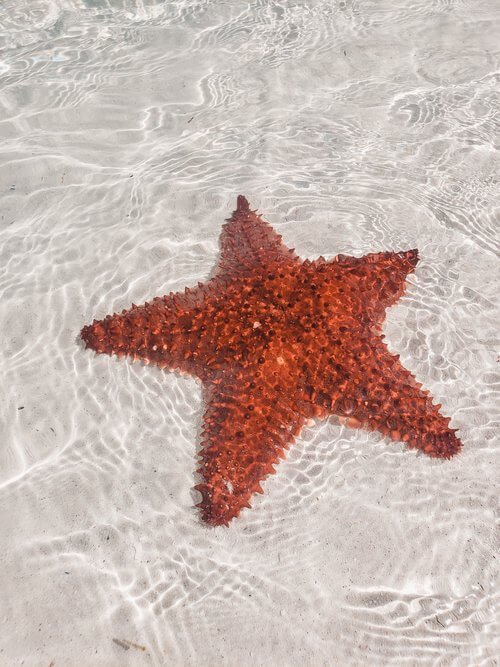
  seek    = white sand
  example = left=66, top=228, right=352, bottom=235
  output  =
left=0, top=1, right=498, bottom=665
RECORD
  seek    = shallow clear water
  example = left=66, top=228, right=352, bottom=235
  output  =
left=0, top=1, right=498, bottom=665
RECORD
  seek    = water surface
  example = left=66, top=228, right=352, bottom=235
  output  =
left=0, top=1, right=498, bottom=665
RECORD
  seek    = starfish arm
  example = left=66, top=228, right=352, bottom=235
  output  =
left=195, top=369, right=305, bottom=526
left=317, top=249, right=419, bottom=328
left=214, top=195, right=301, bottom=280
left=312, top=337, right=461, bottom=458
left=80, top=286, right=217, bottom=376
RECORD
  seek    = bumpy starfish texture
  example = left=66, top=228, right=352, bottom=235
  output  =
left=81, top=195, right=461, bottom=526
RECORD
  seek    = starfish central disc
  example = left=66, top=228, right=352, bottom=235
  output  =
left=81, top=195, right=461, bottom=526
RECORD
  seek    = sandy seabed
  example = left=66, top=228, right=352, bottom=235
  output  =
left=0, top=1, right=498, bottom=666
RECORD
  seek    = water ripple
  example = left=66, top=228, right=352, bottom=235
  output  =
left=0, top=1, right=498, bottom=665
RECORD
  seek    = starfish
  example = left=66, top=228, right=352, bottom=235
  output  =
left=81, top=195, right=461, bottom=526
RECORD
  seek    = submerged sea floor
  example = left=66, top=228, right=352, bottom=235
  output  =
left=0, top=1, right=498, bottom=666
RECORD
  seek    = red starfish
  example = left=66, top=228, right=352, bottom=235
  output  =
left=81, top=196, right=461, bottom=526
